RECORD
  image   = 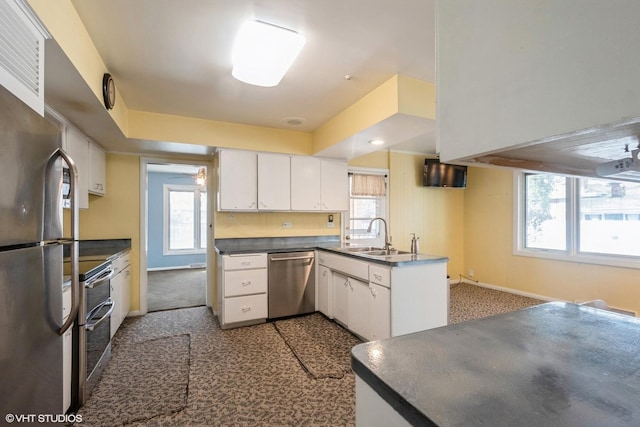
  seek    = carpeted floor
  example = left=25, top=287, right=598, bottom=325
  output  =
left=76, top=282, right=545, bottom=426
left=147, top=268, right=206, bottom=312
left=449, top=282, right=544, bottom=324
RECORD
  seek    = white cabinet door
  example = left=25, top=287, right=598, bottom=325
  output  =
left=291, top=156, right=321, bottom=210
left=218, top=150, right=258, bottom=210
left=258, top=153, right=291, bottom=210
left=369, top=283, right=391, bottom=341
left=332, top=272, right=349, bottom=326
left=89, top=142, right=106, bottom=195
left=317, top=265, right=332, bottom=317
left=320, top=159, right=348, bottom=211
left=121, top=266, right=131, bottom=321
left=348, top=277, right=370, bottom=340
left=62, top=127, right=89, bottom=209
left=110, top=272, right=122, bottom=339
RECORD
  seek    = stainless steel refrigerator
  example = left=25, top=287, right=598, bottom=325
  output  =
left=0, top=85, right=80, bottom=416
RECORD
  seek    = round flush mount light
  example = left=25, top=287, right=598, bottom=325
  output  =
left=369, top=139, right=385, bottom=146
left=283, top=117, right=307, bottom=126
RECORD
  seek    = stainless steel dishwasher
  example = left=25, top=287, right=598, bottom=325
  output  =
left=268, top=251, right=315, bottom=319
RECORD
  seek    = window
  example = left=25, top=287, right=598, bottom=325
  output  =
left=164, top=185, right=207, bottom=254
left=345, top=170, right=388, bottom=247
left=517, top=172, right=640, bottom=267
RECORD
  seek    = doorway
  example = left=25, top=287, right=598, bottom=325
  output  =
left=140, top=159, right=211, bottom=313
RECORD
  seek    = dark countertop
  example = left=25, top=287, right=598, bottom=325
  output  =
left=64, top=238, right=131, bottom=261
left=351, top=302, right=640, bottom=426
left=215, top=236, right=448, bottom=267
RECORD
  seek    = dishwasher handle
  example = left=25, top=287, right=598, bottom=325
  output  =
left=270, top=255, right=314, bottom=262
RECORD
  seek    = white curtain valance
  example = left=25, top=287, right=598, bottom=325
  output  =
left=351, top=173, right=386, bottom=196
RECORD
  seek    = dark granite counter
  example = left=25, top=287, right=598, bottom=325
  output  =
left=64, top=238, right=131, bottom=260
left=215, top=236, right=447, bottom=267
left=215, top=236, right=340, bottom=254
left=351, top=302, right=640, bottom=426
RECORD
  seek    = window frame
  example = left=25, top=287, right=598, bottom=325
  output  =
left=343, top=167, right=389, bottom=247
left=514, top=172, right=640, bottom=269
left=163, top=184, right=207, bottom=256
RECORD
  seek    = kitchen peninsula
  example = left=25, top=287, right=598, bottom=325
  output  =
left=352, top=302, right=640, bottom=426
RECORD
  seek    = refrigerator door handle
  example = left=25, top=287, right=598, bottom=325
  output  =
left=55, top=149, right=80, bottom=336
left=85, top=298, right=115, bottom=331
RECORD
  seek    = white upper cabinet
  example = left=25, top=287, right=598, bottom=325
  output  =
left=437, top=1, right=640, bottom=163
left=62, top=127, right=89, bottom=209
left=291, top=157, right=348, bottom=211
left=257, top=153, right=290, bottom=210
left=291, top=156, right=321, bottom=210
left=219, top=149, right=347, bottom=212
left=218, top=149, right=258, bottom=211
left=320, top=159, right=348, bottom=211
left=89, top=142, right=106, bottom=195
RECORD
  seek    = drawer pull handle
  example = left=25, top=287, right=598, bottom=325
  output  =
left=242, top=281, right=252, bottom=286
left=241, top=261, right=251, bottom=265
left=374, top=274, right=382, bottom=280
left=242, top=307, right=252, bottom=312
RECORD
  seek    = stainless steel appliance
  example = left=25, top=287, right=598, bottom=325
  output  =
left=0, top=85, right=80, bottom=415
left=76, top=259, right=115, bottom=401
left=268, top=251, right=315, bottom=319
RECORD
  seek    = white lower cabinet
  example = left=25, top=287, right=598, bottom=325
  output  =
left=348, top=277, right=370, bottom=340
left=317, top=250, right=448, bottom=341
left=332, top=272, right=349, bottom=326
left=110, top=251, right=131, bottom=338
left=317, top=265, right=332, bottom=317
left=218, top=253, right=268, bottom=328
left=368, top=283, right=391, bottom=341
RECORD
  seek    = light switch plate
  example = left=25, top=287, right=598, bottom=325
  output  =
left=282, top=222, right=292, bottom=228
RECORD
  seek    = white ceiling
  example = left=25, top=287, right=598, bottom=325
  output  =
left=50, top=0, right=436, bottom=157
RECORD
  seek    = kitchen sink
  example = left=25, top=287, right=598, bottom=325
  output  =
left=364, top=249, right=412, bottom=256
left=340, top=246, right=384, bottom=253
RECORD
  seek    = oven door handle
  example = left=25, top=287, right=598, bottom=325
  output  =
left=85, top=267, right=115, bottom=289
left=85, top=298, right=115, bottom=331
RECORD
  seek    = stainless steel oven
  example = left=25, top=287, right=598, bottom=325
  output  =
left=67, top=259, right=115, bottom=407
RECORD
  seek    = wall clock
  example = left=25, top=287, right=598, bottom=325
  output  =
left=102, top=73, right=115, bottom=110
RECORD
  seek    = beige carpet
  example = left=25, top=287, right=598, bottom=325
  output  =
left=147, top=269, right=206, bottom=312
left=274, top=313, right=362, bottom=379
left=77, top=334, right=190, bottom=426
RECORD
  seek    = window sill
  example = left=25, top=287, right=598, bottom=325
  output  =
left=513, top=247, right=640, bottom=270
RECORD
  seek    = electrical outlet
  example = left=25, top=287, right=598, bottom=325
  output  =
left=282, top=222, right=292, bottom=228
left=327, top=222, right=334, bottom=228
left=468, top=268, right=474, bottom=277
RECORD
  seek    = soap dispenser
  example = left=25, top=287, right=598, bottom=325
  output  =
left=410, top=233, right=420, bottom=254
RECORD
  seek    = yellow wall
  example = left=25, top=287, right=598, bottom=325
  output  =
left=77, top=154, right=141, bottom=310
left=464, top=166, right=640, bottom=314
left=349, top=151, right=465, bottom=278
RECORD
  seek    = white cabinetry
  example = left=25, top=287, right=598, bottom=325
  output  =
left=317, top=265, right=332, bottom=317
left=218, top=253, right=268, bottom=328
left=258, top=153, right=290, bottom=210
left=332, top=272, right=349, bottom=326
left=89, top=143, right=106, bottom=195
left=291, top=157, right=348, bottom=211
left=110, top=251, right=131, bottom=338
left=62, top=126, right=107, bottom=208
left=218, top=150, right=257, bottom=210
left=318, top=250, right=448, bottom=341
left=63, top=127, right=89, bottom=209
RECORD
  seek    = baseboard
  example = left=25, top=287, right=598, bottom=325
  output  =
left=457, top=279, right=636, bottom=317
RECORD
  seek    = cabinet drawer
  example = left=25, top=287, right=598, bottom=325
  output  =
left=369, top=265, right=391, bottom=288
left=224, top=269, right=267, bottom=297
left=224, top=294, right=268, bottom=324
left=62, top=285, right=72, bottom=320
left=112, top=252, right=131, bottom=272
left=223, top=253, right=267, bottom=270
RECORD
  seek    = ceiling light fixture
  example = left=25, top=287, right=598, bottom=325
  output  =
left=231, top=20, right=305, bottom=87
left=195, top=167, right=207, bottom=186
left=369, top=139, right=385, bottom=146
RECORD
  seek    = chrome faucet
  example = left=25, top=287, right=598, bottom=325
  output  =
left=367, top=217, right=393, bottom=253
